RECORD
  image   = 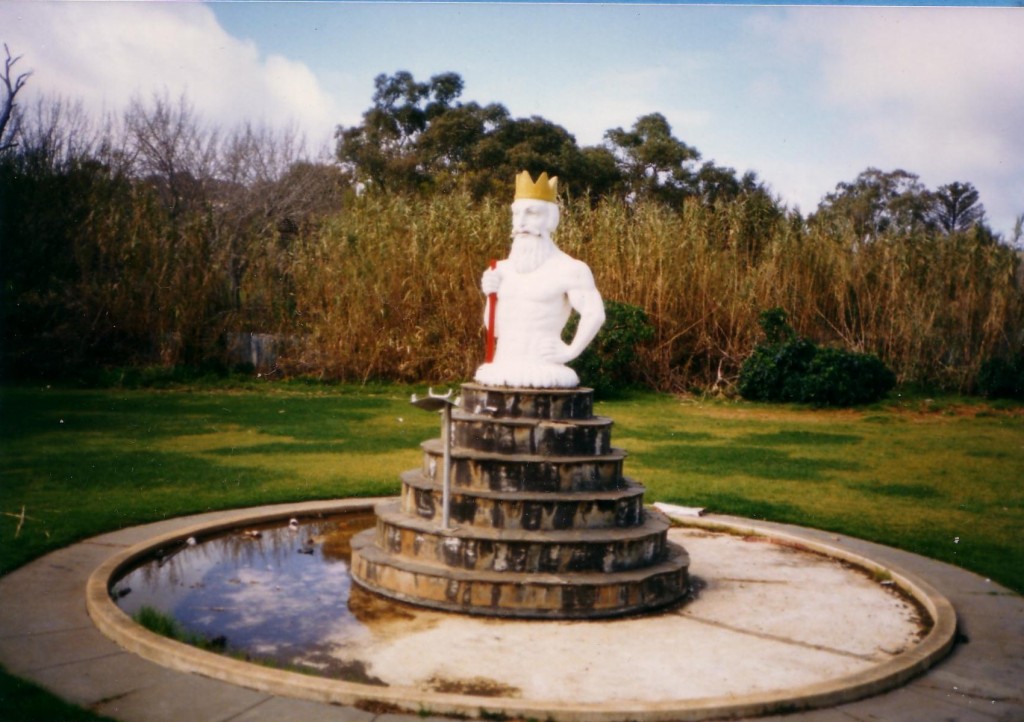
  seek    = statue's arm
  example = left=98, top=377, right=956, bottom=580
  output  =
left=481, top=266, right=501, bottom=332
left=561, top=264, right=606, bottom=363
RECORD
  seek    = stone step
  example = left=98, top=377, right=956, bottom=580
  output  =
left=350, top=528, right=690, bottom=619
left=459, top=383, right=594, bottom=421
left=374, top=501, right=672, bottom=574
left=421, top=439, right=626, bottom=493
left=451, top=410, right=613, bottom=457
left=400, top=470, right=646, bottom=530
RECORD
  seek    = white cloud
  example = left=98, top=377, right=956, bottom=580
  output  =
left=777, top=7, right=1024, bottom=233
left=2, top=2, right=340, bottom=148
left=540, top=63, right=716, bottom=148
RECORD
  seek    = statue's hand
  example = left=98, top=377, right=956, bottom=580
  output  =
left=481, top=268, right=500, bottom=295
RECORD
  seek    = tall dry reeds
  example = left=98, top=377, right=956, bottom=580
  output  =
left=263, top=192, right=1022, bottom=392
left=3, top=111, right=1019, bottom=390
left=5, top=94, right=1020, bottom=391
left=273, top=193, right=508, bottom=382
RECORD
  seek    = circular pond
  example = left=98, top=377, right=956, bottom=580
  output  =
left=90, top=501, right=957, bottom=721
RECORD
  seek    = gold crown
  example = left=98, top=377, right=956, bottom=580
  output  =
left=514, top=171, right=558, bottom=203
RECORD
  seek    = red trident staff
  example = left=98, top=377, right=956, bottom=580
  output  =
left=485, top=258, right=497, bottom=363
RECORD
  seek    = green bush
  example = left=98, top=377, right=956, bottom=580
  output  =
left=565, top=300, right=655, bottom=397
left=738, top=308, right=895, bottom=406
left=976, top=350, right=1024, bottom=400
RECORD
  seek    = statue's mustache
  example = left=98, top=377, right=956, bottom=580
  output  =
left=510, top=229, right=544, bottom=240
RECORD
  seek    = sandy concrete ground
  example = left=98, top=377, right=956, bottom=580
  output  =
left=312, top=527, right=926, bottom=704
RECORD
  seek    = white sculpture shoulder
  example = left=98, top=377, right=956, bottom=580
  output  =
left=474, top=175, right=605, bottom=389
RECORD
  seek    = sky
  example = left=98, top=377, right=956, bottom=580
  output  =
left=2, top=1, right=1022, bottom=236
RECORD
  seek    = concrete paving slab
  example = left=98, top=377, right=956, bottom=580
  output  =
left=877, top=685, right=1010, bottom=721
left=0, top=544, right=111, bottom=635
left=923, top=659, right=1024, bottom=702
left=752, top=710, right=857, bottom=722
left=91, top=668, right=272, bottom=722
left=0, top=594, right=91, bottom=637
left=375, top=715, right=469, bottom=722
left=228, top=696, right=376, bottom=722
left=953, top=594, right=1024, bottom=638
left=25, top=650, right=174, bottom=707
left=0, top=625, right=123, bottom=675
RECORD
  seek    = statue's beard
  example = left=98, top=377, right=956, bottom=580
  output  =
left=509, top=232, right=557, bottom=273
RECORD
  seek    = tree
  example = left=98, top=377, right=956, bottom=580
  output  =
left=815, top=167, right=933, bottom=240
left=932, top=181, right=985, bottom=233
left=1, top=43, right=31, bottom=153
left=214, top=122, right=347, bottom=310
left=604, top=112, right=700, bottom=205
left=336, top=70, right=470, bottom=193
left=491, top=116, right=580, bottom=181
left=450, top=114, right=591, bottom=200
left=569, top=145, right=624, bottom=202
left=125, top=93, right=218, bottom=218
left=694, top=161, right=742, bottom=206
left=417, top=100, right=509, bottom=181
left=336, top=70, right=608, bottom=201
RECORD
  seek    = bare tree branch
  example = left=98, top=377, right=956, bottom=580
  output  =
left=1, top=43, right=32, bottom=152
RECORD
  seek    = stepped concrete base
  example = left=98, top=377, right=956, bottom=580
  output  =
left=375, top=500, right=673, bottom=574
left=400, top=471, right=647, bottom=530
left=350, top=384, right=690, bottom=618
left=351, top=526, right=690, bottom=618
left=420, top=439, right=627, bottom=493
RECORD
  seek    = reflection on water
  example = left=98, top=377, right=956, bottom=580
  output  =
left=114, top=512, right=384, bottom=679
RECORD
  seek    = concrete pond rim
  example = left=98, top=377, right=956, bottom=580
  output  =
left=85, top=497, right=958, bottom=722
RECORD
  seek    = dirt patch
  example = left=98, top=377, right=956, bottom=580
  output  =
left=306, top=655, right=388, bottom=686
left=426, top=675, right=522, bottom=698
left=352, top=699, right=407, bottom=714
left=683, top=403, right=866, bottom=424
left=887, top=399, right=1024, bottom=420
left=347, top=585, right=419, bottom=624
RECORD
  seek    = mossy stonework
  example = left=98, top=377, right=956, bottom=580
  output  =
left=349, top=384, right=691, bottom=618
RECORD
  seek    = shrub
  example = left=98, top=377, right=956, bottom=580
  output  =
left=976, top=351, right=1024, bottom=400
left=564, top=300, right=655, bottom=397
left=738, top=308, right=895, bottom=406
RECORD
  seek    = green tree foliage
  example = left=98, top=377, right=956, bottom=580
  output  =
left=738, top=308, right=896, bottom=407
left=815, top=167, right=933, bottom=240
left=815, top=169, right=998, bottom=242
left=931, top=181, right=986, bottom=234
left=336, top=70, right=623, bottom=200
left=338, top=72, right=774, bottom=208
left=335, top=71, right=461, bottom=193
left=470, top=115, right=584, bottom=198
left=418, top=101, right=509, bottom=173
left=604, top=112, right=700, bottom=205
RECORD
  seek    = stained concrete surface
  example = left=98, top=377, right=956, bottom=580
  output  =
left=315, top=528, right=926, bottom=704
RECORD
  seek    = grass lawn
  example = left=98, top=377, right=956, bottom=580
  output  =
left=608, top=391, right=1023, bottom=594
left=1, top=380, right=1022, bottom=719
left=2, top=381, right=1022, bottom=589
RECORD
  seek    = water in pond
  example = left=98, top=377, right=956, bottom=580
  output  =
left=113, top=512, right=387, bottom=681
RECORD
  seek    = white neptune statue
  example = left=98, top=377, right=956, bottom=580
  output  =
left=474, top=171, right=606, bottom=388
